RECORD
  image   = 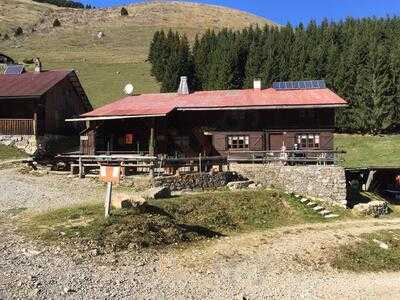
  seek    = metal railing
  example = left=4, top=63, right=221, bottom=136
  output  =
left=228, top=149, right=346, bottom=165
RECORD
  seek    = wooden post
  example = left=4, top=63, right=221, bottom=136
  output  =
left=199, top=153, right=202, bottom=174
left=78, top=156, right=83, bottom=179
left=149, top=118, right=155, bottom=156
left=148, top=118, right=156, bottom=177
left=33, top=112, right=37, bottom=135
left=104, top=182, right=113, bottom=218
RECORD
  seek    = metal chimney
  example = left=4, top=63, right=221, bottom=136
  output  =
left=178, top=76, right=189, bottom=95
left=33, top=57, right=42, bottom=73
left=253, top=78, right=262, bottom=90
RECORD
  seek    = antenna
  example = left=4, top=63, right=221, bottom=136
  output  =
left=124, top=83, right=134, bottom=95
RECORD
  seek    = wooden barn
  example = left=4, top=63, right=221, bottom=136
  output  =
left=0, top=65, right=92, bottom=137
left=69, top=78, right=347, bottom=161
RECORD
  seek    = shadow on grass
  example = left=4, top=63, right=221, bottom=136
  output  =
left=126, top=203, right=223, bottom=239
left=178, top=224, right=223, bottom=238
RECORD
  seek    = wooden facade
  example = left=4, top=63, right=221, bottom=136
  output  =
left=83, top=107, right=336, bottom=157
left=0, top=72, right=91, bottom=137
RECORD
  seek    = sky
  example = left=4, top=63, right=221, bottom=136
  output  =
left=79, top=0, right=400, bottom=25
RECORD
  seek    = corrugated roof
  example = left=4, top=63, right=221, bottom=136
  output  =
left=80, top=87, right=347, bottom=119
left=0, top=70, right=72, bottom=97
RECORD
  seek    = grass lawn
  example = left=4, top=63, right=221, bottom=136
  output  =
left=21, top=189, right=340, bottom=253
left=332, top=230, right=400, bottom=272
left=335, top=134, right=400, bottom=168
left=0, top=144, right=28, bottom=161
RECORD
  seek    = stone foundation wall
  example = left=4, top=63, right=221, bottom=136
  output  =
left=0, top=135, right=37, bottom=154
left=0, top=134, right=69, bottom=156
left=152, top=171, right=246, bottom=191
left=230, top=164, right=347, bottom=207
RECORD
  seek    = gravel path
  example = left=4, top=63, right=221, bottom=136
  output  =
left=1, top=167, right=400, bottom=299
left=0, top=168, right=102, bottom=213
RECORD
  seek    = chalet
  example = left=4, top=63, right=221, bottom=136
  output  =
left=69, top=78, right=347, bottom=160
left=0, top=63, right=92, bottom=154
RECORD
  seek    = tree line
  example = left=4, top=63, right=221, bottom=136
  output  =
left=33, top=0, right=93, bottom=9
left=148, top=18, right=400, bottom=134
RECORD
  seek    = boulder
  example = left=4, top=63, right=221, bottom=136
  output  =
left=227, top=180, right=253, bottom=190
left=145, top=186, right=171, bottom=199
left=353, top=200, right=390, bottom=217
left=111, top=193, right=146, bottom=209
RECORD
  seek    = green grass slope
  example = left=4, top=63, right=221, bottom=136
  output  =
left=0, top=1, right=274, bottom=107
left=335, top=134, right=400, bottom=168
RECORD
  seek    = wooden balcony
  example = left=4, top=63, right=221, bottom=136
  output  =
left=0, top=119, right=36, bottom=135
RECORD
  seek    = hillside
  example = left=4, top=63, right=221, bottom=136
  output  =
left=0, top=1, right=275, bottom=107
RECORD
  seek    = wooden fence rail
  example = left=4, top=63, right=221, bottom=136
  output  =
left=0, top=119, right=35, bottom=135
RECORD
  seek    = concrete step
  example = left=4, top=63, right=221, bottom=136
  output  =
left=319, top=210, right=332, bottom=216
left=324, top=214, right=339, bottom=219
left=312, top=206, right=324, bottom=212
left=306, top=202, right=317, bottom=207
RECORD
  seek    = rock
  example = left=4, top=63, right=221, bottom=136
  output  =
left=248, top=183, right=258, bottom=189
left=226, top=180, right=253, bottom=190
left=145, top=186, right=171, bottom=199
left=353, top=201, right=390, bottom=217
left=63, top=287, right=76, bottom=293
left=373, top=239, right=389, bottom=250
left=111, top=193, right=146, bottom=209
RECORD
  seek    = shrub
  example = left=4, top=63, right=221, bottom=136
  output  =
left=14, top=27, right=23, bottom=37
left=3, top=33, right=9, bottom=40
left=120, top=7, right=128, bottom=16
left=53, top=19, right=61, bottom=27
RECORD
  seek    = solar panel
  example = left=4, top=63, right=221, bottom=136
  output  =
left=4, top=64, right=25, bottom=75
left=272, top=80, right=326, bottom=90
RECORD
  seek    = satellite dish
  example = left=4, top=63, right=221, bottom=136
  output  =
left=124, top=83, right=134, bottom=95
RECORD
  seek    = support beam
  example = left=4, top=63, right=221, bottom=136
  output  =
left=149, top=118, right=156, bottom=156
left=365, top=170, right=377, bottom=191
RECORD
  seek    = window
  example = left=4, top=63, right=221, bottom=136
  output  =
left=227, top=135, right=250, bottom=150
left=296, top=133, right=320, bottom=149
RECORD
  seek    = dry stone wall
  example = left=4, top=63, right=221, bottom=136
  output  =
left=0, top=135, right=37, bottom=154
left=0, top=134, right=68, bottom=156
left=230, top=164, right=347, bottom=207
left=152, top=171, right=246, bottom=191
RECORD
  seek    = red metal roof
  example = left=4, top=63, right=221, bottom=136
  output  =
left=81, top=87, right=348, bottom=119
left=0, top=70, right=72, bottom=97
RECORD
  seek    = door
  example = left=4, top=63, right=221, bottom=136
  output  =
left=269, top=133, right=285, bottom=150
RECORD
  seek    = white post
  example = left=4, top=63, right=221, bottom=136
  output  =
left=104, top=182, right=113, bottom=218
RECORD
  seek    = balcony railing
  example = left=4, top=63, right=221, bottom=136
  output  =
left=0, top=119, right=35, bottom=135
left=228, top=149, right=346, bottom=165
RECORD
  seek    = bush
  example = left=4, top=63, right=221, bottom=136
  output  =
left=3, top=33, right=9, bottom=40
left=14, top=27, right=23, bottom=37
left=120, top=7, right=128, bottom=16
left=53, top=19, right=61, bottom=27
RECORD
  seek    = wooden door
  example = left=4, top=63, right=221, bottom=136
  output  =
left=269, top=133, right=284, bottom=150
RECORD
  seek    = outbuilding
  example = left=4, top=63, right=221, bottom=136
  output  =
left=0, top=64, right=92, bottom=154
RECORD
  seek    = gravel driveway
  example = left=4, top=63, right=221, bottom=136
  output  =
left=1, top=167, right=400, bottom=299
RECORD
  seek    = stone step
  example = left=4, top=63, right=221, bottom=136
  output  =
left=306, top=202, right=317, bottom=207
left=312, top=206, right=324, bottom=212
left=319, top=210, right=332, bottom=216
left=324, top=214, right=339, bottom=219
left=300, top=198, right=309, bottom=204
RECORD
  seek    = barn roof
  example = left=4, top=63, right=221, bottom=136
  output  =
left=75, top=87, right=347, bottom=121
left=0, top=70, right=73, bottom=98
